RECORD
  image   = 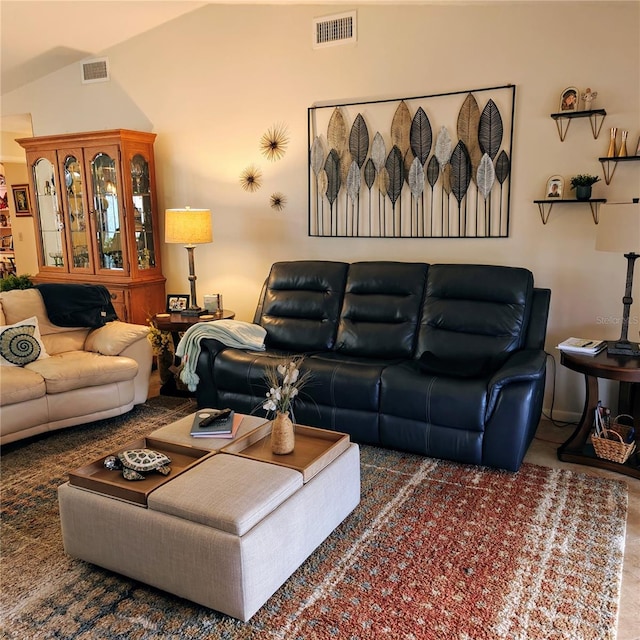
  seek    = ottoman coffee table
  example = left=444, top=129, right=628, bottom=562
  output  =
left=58, top=413, right=360, bottom=621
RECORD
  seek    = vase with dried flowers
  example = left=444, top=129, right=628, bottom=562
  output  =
left=262, top=357, right=310, bottom=455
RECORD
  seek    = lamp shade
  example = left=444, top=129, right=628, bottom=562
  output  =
left=165, top=208, right=213, bottom=245
left=595, top=202, right=640, bottom=253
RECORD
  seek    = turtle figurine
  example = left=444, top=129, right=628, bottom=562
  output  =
left=103, top=448, right=172, bottom=481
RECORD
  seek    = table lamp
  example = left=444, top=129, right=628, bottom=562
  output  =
left=595, top=201, right=640, bottom=356
left=165, top=207, right=213, bottom=316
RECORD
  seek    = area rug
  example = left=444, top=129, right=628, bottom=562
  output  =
left=1, top=397, right=628, bottom=640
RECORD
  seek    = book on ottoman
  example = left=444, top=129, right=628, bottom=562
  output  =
left=190, top=409, right=242, bottom=438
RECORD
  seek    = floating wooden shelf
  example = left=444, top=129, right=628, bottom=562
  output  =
left=598, top=155, right=640, bottom=185
left=550, top=109, right=607, bottom=141
left=533, top=198, right=607, bottom=224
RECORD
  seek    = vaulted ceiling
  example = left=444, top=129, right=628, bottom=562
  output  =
left=1, top=1, right=208, bottom=96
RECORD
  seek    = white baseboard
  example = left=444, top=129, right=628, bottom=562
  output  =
left=540, top=407, right=581, bottom=424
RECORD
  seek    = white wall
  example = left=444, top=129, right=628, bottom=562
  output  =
left=3, top=1, right=639, bottom=418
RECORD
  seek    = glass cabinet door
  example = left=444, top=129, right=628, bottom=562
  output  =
left=60, top=152, right=92, bottom=272
left=89, top=149, right=126, bottom=272
left=31, top=155, right=65, bottom=269
left=130, top=153, right=157, bottom=271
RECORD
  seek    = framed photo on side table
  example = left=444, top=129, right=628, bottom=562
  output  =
left=11, top=184, right=31, bottom=216
left=545, top=175, right=564, bottom=199
left=166, top=294, right=190, bottom=313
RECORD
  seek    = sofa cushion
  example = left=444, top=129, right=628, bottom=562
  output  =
left=335, top=262, right=428, bottom=358
left=25, top=351, right=139, bottom=394
left=0, top=316, right=50, bottom=366
left=0, top=289, right=88, bottom=354
left=380, top=360, right=488, bottom=431
left=42, top=330, right=91, bottom=356
left=259, top=261, right=348, bottom=352
left=0, top=289, right=57, bottom=333
left=0, top=366, right=46, bottom=405
left=148, top=454, right=302, bottom=536
left=304, top=352, right=394, bottom=412
left=416, top=264, right=533, bottom=361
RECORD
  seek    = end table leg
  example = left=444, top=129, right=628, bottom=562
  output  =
left=558, top=373, right=599, bottom=458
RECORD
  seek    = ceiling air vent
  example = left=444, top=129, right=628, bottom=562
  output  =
left=81, top=57, right=110, bottom=84
left=313, top=11, right=357, bottom=49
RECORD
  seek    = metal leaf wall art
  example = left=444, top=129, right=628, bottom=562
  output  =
left=308, top=84, right=515, bottom=238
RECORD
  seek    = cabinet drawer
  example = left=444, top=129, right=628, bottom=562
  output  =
left=105, top=287, right=127, bottom=322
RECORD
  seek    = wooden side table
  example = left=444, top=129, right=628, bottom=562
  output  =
left=558, top=350, right=640, bottom=479
left=152, top=310, right=235, bottom=397
left=153, top=309, right=235, bottom=336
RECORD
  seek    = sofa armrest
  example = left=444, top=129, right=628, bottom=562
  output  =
left=84, top=321, right=152, bottom=404
left=84, top=321, right=150, bottom=356
left=487, top=349, right=547, bottom=416
left=195, top=338, right=232, bottom=408
left=121, top=337, right=154, bottom=405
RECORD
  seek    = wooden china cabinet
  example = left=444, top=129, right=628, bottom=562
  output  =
left=17, top=130, right=165, bottom=325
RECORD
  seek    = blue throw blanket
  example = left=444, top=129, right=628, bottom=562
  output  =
left=175, top=320, right=266, bottom=391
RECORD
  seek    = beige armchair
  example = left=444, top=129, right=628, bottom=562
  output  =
left=0, top=288, right=152, bottom=445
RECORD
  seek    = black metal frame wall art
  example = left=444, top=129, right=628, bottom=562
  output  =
left=307, top=84, right=515, bottom=238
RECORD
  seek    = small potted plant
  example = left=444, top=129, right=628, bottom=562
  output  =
left=570, top=174, right=601, bottom=201
left=0, top=274, right=33, bottom=292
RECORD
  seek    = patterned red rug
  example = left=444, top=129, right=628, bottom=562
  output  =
left=1, top=397, right=627, bottom=639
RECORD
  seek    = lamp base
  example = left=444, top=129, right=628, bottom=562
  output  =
left=181, top=306, right=207, bottom=317
left=606, top=340, right=640, bottom=357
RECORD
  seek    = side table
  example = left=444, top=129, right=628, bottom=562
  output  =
left=152, top=309, right=235, bottom=397
left=558, top=350, right=640, bottom=479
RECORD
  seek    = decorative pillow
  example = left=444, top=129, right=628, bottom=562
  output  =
left=0, top=316, right=50, bottom=367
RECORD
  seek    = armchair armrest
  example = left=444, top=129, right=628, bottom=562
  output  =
left=85, top=321, right=152, bottom=405
left=84, top=321, right=150, bottom=356
left=487, top=349, right=547, bottom=416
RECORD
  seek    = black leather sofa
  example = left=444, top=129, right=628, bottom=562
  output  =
left=195, top=261, right=551, bottom=471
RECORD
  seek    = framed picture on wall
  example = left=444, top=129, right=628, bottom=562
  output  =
left=545, top=175, right=564, bottom=199
left=559, top=87, right=579, bottom=112
left=12, top=184, right=31, bottom=216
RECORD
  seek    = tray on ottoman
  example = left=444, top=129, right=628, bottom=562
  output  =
left=69, top=437, right=213, bottom=506
left=221, top=423, right=349, bottom=482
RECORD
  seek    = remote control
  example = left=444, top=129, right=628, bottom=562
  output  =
left=198, top=408, right=232, bottom=428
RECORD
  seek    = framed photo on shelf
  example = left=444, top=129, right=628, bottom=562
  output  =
left=559, top=87, right=579, bottom=112
left=545, top=175, right=564, bottom=199
left=166, top=294, right=189, bottom=313
left=636, top=136, right=640, bottom=156
left=11, top=184, right=31, bottom=216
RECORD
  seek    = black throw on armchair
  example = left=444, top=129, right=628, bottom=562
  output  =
left=195, top=261, right=551, bottom=472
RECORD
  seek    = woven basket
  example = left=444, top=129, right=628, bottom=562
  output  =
left=612, top=414, right=635, bottom=431
left=591, top=417, right=636, bottom=464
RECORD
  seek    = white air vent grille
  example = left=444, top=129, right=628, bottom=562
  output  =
left=313, top=11, right=357, bottom=49
left=81, top=57, right=110, bottom=84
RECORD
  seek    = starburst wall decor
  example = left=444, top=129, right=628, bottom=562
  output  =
left=240, top=125, right=289, bottom=211
left=260, top=123, right=289, bottom=162
left=270, top=192, right=287, bottom=211
left=239, top=164, right=263, bottom=192
left=308, top=84, right=515, bottom=239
